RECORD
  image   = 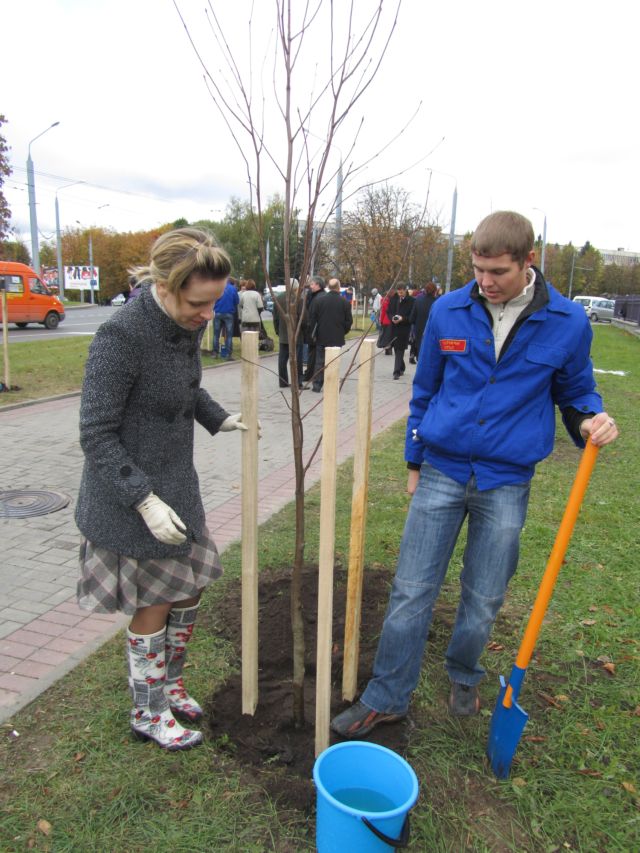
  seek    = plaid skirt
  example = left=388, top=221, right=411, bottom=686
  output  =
left=77, top=526, right=223, bottom=615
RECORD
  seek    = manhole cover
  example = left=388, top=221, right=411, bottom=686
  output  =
left=0, top=490, right=71, bottom=519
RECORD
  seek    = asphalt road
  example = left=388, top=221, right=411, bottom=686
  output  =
left=5, top=305, right=113, bottom=343
left=6, top=306, right=275, bottom=344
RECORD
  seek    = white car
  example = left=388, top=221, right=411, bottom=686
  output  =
left=111, top=293, right=126, bottom=306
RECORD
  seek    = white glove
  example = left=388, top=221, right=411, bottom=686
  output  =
left=136, top=492, right=187, bottom=545
left=220, top=413, right=262, bottom=438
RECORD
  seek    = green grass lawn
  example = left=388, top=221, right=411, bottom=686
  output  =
left=0, top=325, right=638, bottom=851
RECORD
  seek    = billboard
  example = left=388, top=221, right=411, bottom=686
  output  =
left=63, top=265, right=100, bottom=291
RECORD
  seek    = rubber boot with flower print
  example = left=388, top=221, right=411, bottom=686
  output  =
left=126, top=627, right=202, bottom=750
left=164, top=603, right=203, bottom=723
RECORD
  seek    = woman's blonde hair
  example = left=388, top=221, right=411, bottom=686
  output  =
left=131, top=227, right=231, bottom=295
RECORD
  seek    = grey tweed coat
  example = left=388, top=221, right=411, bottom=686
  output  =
left=75, top=286, right=229, bottom=559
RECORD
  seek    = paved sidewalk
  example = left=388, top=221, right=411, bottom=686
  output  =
left=0, top=345, right=415, bottom=722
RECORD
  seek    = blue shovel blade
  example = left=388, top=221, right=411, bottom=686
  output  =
left=487, top=675, right=529, bottom=779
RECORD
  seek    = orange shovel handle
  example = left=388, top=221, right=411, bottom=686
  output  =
left=503, top=440, right=599, bottom=708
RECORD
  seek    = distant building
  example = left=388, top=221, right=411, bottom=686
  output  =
left=599, top=248, right=640, bottom=267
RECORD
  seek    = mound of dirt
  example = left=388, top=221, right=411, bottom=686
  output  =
left=203, top=565, right=412, bottom=812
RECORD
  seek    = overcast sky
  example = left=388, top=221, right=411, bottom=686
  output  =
left=4, top=0, right=639, bottom=261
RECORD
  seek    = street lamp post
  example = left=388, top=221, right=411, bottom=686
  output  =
left=533, top=207, right=547, bottom=276
left=76, top=204, right=109, bottom=305
left=55, top=181, right=85, bottom=300
left=27, top=121, right=60, bottom=274
left=427, top=169, right=458, bottom=293
left=445, top=183, right=458, bottom=294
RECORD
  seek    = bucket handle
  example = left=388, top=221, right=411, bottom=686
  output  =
left=361, top=814, right=410, bottom=848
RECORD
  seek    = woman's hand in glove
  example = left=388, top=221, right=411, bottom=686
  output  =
left=136, top=492, right=187, bottom=545
left=220, top=413, right=262, bottom=438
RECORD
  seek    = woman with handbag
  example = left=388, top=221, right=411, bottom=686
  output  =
left=75, top=228, right=255, bottom=751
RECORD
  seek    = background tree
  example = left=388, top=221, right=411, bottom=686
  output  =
left=339, top=184, right=420, bottom=299
left=0, top=115, right=13, bottom=256
left=1, top=239, right=30, bottom=264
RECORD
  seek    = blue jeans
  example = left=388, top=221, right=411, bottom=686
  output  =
left=213, top=313, right=234, bottom=356
left=361, top=462, right=531, bottom=715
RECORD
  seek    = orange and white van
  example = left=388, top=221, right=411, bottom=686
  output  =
left=0, top=261, right=66, bottom=329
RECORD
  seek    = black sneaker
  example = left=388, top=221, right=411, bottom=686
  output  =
left=448, top=683, right=480, bottom=716
left=331, top=701, right=405, bottom=739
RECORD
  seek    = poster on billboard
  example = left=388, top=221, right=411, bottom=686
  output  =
left=63, top=265, right=100, bottom=291
left=42, top=267, right=60, bottom=291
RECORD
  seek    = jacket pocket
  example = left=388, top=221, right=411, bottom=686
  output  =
left=525, top=343, right=567, bottom=369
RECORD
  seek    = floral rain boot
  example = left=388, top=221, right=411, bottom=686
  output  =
left=126, top=627, right=202, bottom=750
left=164, top=604, right=203, bottom=723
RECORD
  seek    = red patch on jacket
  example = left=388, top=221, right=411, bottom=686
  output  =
left=439, top=338, right=467, bottom=353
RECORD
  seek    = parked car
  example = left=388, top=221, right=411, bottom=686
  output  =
left=572, top=295, right=614, bottom=323
left=111, top=293, right=126, bottom=306
left=0, top=261, right=66, bottom=329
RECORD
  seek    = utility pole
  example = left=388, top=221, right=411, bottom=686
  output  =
left=27, top=121, right=60, bottom=273
left=445, top=184, right=458, bottom=293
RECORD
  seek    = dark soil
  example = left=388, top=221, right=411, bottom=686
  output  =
left=203, top=564, right=412, bottom=813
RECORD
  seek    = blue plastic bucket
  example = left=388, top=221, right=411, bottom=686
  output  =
left=313, top=741, right=419, bottom=851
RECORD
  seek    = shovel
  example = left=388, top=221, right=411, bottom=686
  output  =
left=487, top=440, right=599, bottom=779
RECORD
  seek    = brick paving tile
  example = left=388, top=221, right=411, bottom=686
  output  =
left=0, top=640, right=32, bottom=660
left=7, top=600, right=53, bottom=616
left=12, top=659, right=56, bottom=679
left=44, top=637, right=87, bottom=655
left=53, top=601, right=87, bottom=616
left=5, top=629, right=51, bottom=649
left=39, top=610, right=85, bottom=628
left=27, top=620, right=70, bottom=639
left=27, top=648, right=68, bottom=666
left=59, top=626, right=112, bottom=644
left=0, top=654, right=22, bottom=672
left=0, top=672, right=38, bottom=692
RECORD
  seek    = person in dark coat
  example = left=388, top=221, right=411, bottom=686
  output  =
left=273, top=279, right=304, bottom=388
left=387, top=284, right=415, bottom=379
left=302, top=274, right=325, bottom=382
left=408, top=282, right=437, bottom=363
left=75, top=228, right=256, bottom=751
left=308, top=277, right=353, bottom=392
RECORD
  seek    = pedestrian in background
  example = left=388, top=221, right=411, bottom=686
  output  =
left=211, top=278, right=239, bottom=359
left=408, top=281, right=437, bottom=364
left=387, top=283, right=415, bottom=379
left=273, top=279, right=304, bottom=389
left=309, top=277, right=353, bottom=392
left=303, top=274, right=325, bottom=383
left=238, top=279, right=264, bottom=332
left=76, top=227, right=256, bottom=750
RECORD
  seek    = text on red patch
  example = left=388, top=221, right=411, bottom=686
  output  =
left=439, top=338, right=467, bottom=353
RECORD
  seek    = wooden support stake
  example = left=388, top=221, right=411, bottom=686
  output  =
left=315, top=346, right=342, bottom=756
left=342, top=337, right=376, bottom=700
left=2, top=291, right=10, bottom=390
left=241, top=331, right=260, bottom=715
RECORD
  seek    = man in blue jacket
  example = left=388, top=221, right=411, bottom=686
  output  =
left=211, top=279, right=239, bottom=359
left=332, top=211, right=619, bottom=738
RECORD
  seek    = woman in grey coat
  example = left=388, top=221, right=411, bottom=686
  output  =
left=76, top=228, right=251, bottom=751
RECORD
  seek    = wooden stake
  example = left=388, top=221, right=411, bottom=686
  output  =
left=1, top=291, right=10, bottom=390
left=342, top=337, right=376, bottom=700
left=315, top=346, right=342, bottom=756
left=241, top=331, right=260, bottom=715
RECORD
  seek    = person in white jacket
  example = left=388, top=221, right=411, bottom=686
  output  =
left=238, top=279, right=264, bottom=331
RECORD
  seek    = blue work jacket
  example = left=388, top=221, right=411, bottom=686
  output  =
left=405, top=273, right=603, bottom=490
